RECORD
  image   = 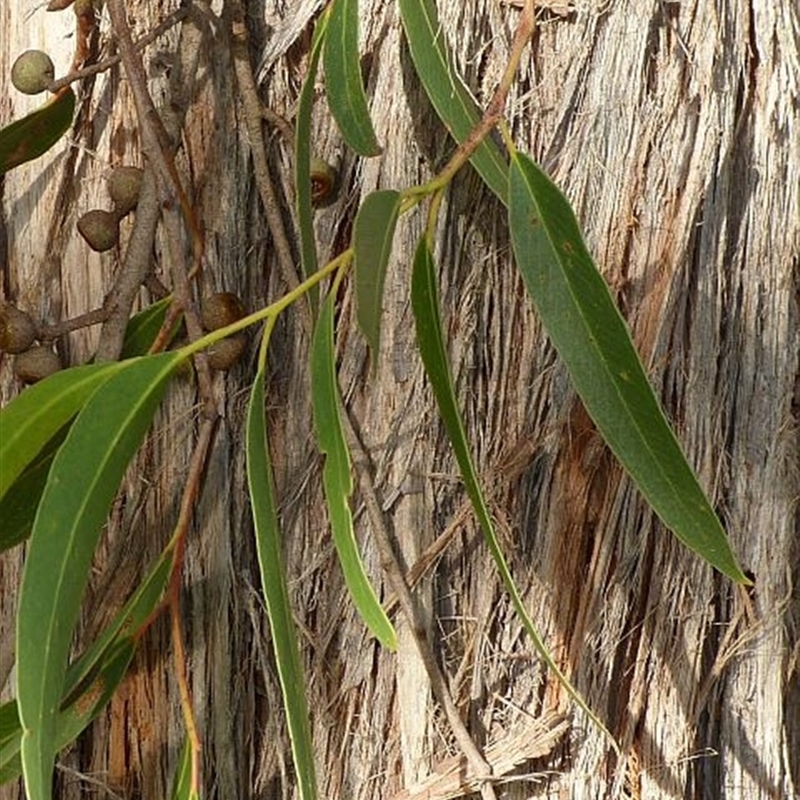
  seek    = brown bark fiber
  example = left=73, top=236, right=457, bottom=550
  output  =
left=1, top=1, right=798, bottom=799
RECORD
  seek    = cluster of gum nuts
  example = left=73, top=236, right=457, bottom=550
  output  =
left=0, top=164, right=144, bottom=384
left=3, top=53, right=252, bottom=380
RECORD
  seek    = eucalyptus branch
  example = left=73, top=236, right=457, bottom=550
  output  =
left=176, top=248, right=349, bottom=360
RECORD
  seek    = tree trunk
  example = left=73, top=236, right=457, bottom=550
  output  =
left=1, top=1, right=798, bottom=799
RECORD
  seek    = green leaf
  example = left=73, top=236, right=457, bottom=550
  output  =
left=0, top=550, right=172, bottom=785
left=246, top=367, right=318, bottom=800
left=168, top=739, right=198, bottom=800
left=508, top=152, right=749, bottom=583
left=61, top=548, right=172, bottom=702
left=398, top=0, right=507, bottom=201
left=0, top=362, right=127, bottom=501
left=0, top=703, right=20, bottom=752
left=311, top=291, right=397, bottom=650
left=0, top=88, right=76, bottom=175
left=354, top=190, right=401, bottom=367
left=296, top=11, right=330, bottom=288
left=0, top=424, right=69, bottom=552
left=17, top=352, right=183, bottom=800
left=120, top=297, right=179, bottom=359
left=324, top=0, right=382, bottom=156
left=1, top=642, right=135, bottom=786
left=411, top=236, right=619, bottom=748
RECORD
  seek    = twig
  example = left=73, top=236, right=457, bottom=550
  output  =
left=100, top=0, right=206, bottom=365
left=165, top=417, right=218, bottom=795
left=37, top=305, right=112, bottom=339
left=341, top=410, right=498, bottom=800
left=261, top=104, right=295, bottom=144
left=46, top=6, right=191, bottom=92
left=404, top=0, right=536, bottom=205
left=95, top=167, right=162, bottom=361
left=227, top=0, right=303, bottom=300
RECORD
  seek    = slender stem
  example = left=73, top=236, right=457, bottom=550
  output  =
left=165, top=417, right=217, bottom=792
left=105, top=0, right=207, bottom=359
left=177, top=249, right=351, bottom=360
left=256, top=314, right=279, bottom=372
left=46, top=6, right=190, bottom=92
left=402, top=0, right=535, bottom=203
left=228, top=0, right=303, bottom=299
left=37, top=306, right=112, bottom=339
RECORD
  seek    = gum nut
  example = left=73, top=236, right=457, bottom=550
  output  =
left=107, top=166, right=144, bottom=215
left=77, top=209, right=120, bottom=252
left=310, top=157, right=337, bottom=206
left=207, top=335, right=247, bottom=371
left=14, top=346, right=62, bottom=384
left=201, top=292, right=247, bottom=331
left=11, top=50, right=55, bottom=94
left=0, top=305, right=37, bottom=354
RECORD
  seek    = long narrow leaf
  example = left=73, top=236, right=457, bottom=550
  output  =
left=0, top=88, right=76, bottom=175
left=0, top=641, right=135, bottom=786
left=398, top=0, right=507, bottom=201
left=168, top=739, right=198, bottom=800
left=17, top=352, right=183, bottom=800
left=354, top=189, right=401, bottom=367
left=296, top=11, right=330, bottom=287
left=508, top=152, right=748, bottom=583
left=411, top=237, right=618, bottom=749
left=0, top=424, right=69, bottom=552
left=246, top=369, right=318, bottom=800
left=0, top=550, right=171, bottom=784
left=311, top=292, right=397, bottom=650
left=120, top=297, right=179, bottom=359
left=0, top=362, right=126, bottom=500
left=324, top=0, right=382, bottom=156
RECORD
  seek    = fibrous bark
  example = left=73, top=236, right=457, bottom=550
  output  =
left=1, top=1, right=797, bottom=798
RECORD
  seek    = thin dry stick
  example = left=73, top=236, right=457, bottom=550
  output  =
left=165, top=416, right=218, bottom=795
left=341, top=411, right=498, bottom=800
left=37, top=305, right=112, bottom=339
left=228, top=0, right=304, bottom=300
left=103, top=0, right=208, bottom=370
left=46, top=6, right=190, bottom=92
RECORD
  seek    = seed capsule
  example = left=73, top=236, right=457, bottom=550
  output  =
left=206, top=334, right=247, bottom=371
left=0, top=305, right=37, bottom=354
left=107, top=166, right=143, bottom=216
left=14, top=346, right=62, bottom=384
left=77, top=209, right=120, bottom=252
left=310, top=157, right=337, bottom=207
left=11, top=50, right=55, bottom=95
left=201, top=292, right=247, bottom=331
